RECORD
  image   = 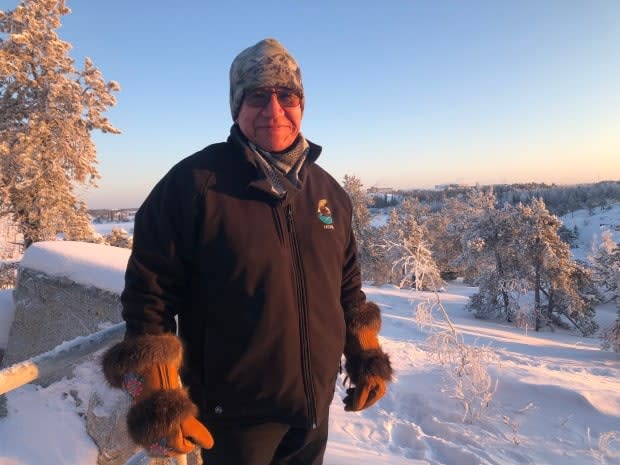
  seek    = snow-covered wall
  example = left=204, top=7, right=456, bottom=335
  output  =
left=19, top=240, right=129, bottom=294
left=1, top=242, right=129, bottom=372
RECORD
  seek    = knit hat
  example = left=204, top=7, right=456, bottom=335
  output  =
left=229, top=38, right=304, bottom=120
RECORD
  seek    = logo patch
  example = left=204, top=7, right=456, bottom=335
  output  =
left=317, top=199, right=334, bottom=228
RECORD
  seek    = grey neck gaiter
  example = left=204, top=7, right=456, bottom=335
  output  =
left=249, top=135, right=309, bottom=197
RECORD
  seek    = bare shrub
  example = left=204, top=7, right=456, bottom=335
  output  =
left=502, top=415, right=521, bottom=446
left=415, top=293, right=499, bottom=423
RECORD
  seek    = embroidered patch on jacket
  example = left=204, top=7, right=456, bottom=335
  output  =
left=317, top=199, right=335, bottom=229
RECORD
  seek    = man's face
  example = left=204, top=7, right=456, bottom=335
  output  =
left=236, top=87, right=302, bottom=152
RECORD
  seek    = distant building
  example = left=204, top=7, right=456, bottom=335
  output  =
left=366, top=187, right=401, bottom=206
left=367, top=186, right=394, bottom=194
left=89, top=208, right=138, bottom=223
left=434, top=183, right=472, bottom=191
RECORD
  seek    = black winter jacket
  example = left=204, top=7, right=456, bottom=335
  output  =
left=121, top=126, right=365, bottom=429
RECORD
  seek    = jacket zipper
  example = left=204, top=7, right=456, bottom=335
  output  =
left=272, top=206, right=285, bottom=245
left=285, top=203, right=317, bottom=429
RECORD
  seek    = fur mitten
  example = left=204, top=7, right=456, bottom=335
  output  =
left=102, top=333, right=214, bottom=456
left=343, top=301, right=393, bottom=411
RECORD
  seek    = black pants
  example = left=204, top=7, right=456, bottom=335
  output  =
left=200, top=418, right=328, bottom=465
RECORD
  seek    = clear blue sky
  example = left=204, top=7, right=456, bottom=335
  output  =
left=3, top=0, right=620, bottom=209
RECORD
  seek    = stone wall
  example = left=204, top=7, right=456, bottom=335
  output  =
left=2, top=267, right=124, bottom=369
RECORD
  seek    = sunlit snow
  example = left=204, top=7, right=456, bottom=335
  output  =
left=0, top=209, right=619, bottom=465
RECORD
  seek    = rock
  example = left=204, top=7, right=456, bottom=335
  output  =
left=1, top=267, right=123, bottom=385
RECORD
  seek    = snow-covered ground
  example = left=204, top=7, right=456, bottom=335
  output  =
left=0, top=207, right=619, bottom=465
left=1, top=280, right=618, bottom=465
left=561, top=204, right=620, bottom=262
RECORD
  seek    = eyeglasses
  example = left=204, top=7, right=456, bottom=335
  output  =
left=244, top=87, right=302, bottom=108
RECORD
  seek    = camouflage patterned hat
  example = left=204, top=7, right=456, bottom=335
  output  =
left=229, top=38, right=304, bottom=120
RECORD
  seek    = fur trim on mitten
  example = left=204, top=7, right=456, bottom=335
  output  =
left=345, top=301, right=382, bottom=332
left=344, top=301, right=393, bottom=386
left=344, top=348, right=393, bottom=385
left=102, top=333, right=183, bottom=388
left=126, top=388, right=197, bottom=447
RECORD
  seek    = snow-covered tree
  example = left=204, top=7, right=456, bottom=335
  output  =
left=382, top=204, right=441, bottom=290
left=104, top=227, right=132, bottom=249
left=449, top=189, right=500, bottom=283
left=342, top=174, right=385, bottom=282
left=342, top=174, right=371, bottom=245
left=462, top=202, right=527, bottom=320
left=397, top=197, right=431, bottom=226
left=0, top=0, right=120, bottom=247
left=460, top=196, right=596, bottom=334
left=426, top=196, right=472, bottom=280
left=591, top=231, right=620, bottom=350
left=590, top=230, right=620, bottom=302
left=516, top=199, right=597, bottom=335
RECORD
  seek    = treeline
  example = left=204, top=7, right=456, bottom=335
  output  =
left=391, top=180, right=620, bottom=216
left=89, top=209, right=137, bottom=223
left=343, top=176, right=620, bottom=351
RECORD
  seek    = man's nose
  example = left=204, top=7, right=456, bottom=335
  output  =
left=261, top=93, right=284, bottom=116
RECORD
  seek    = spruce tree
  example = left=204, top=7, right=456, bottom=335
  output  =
left=590, top=230, right=620, bottom=302
left=462, top=202, right=527, bottom=320
left=591, top=231, right=620, bottom=349
left=0, top=0, right=120, bottom=247
left=516, top=199, right=597, bottom=335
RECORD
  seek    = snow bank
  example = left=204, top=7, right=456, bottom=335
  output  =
left=19, top=241, right=129, bottom=294
left=1, top=241, right=129, bottom=374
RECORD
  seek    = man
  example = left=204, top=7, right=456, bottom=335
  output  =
left=102, top=38, right=392, bottom=465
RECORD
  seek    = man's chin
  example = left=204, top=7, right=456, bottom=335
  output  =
left=256, top=126, right=292, bottom=135
left=254, top=131, right=297, bottom=152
